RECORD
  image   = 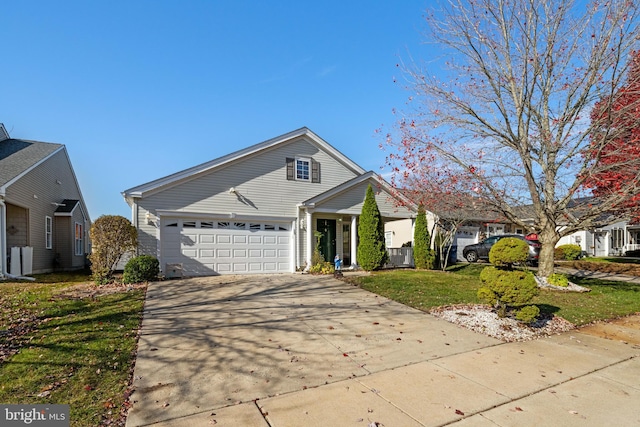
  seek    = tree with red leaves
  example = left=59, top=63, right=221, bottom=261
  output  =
left=385, top=0, right=640, bottom=278
left=586, top=51, right=640, bottom=224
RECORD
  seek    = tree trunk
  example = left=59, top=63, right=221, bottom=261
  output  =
left=537, top=226, right=561, bottom=278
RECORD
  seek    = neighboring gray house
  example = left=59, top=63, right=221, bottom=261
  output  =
left=0, top=124, right=91, bottom=277
left=122, top=128, right=417, bottom=276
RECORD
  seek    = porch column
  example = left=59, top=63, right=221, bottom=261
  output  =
left=305, top=209, right=313, bottom=270
left=351, top=215, right=358, bottom=268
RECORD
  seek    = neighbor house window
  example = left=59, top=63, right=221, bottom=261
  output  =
left=75, top=223, right=83, bottom=256
left=45, top=216, right=52, bottom=249
left=296, top=158, right=310, bottom=181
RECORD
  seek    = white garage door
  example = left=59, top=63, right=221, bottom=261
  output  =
left=454, top=227, right=479, bottom=261
left=161, top=218, right=292, bottom=276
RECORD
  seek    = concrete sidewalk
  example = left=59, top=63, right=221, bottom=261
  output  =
left=126, top=274, right=640, bottom=427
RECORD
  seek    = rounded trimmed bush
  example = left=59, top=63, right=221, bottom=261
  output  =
left=123, top=255, right=159, bottom=284
left=555, top=244, right=582, bottom=260
left=516, top=305, right=541, bottom=324
left=489, top=237, right=529, bottom=267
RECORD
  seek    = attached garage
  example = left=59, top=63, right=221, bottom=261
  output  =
left=161, top=218, right=293, bottom=277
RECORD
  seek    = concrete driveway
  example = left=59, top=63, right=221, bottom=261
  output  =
left=126, top=274, right=640, bottom=427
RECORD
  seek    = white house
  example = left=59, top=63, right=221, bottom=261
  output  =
left=122, top=128, right=417, bottom=277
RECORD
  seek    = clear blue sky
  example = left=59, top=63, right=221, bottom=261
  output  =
left=3, top=1, right=429, bottom=220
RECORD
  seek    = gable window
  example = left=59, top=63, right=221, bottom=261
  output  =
left=74, top=223, right=83, bottom=256
left=286, top=157, right=320, bottom=182
left=295, top=158, right=310, bottom=180
left=45, top=216, right=52, bottom=249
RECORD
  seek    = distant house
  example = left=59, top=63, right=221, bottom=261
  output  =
left=122, top=128, right=417, bottom=276
left=0, top=124, right=91, bottom=277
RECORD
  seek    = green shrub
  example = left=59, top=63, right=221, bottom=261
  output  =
left=123, top=255, right=159, bottom=284
left=89, top=215, right=138, bottom=284
left=515, top=305, right=541, bottom=324
left=489, top=237, right=529, bottom=267
left=309, top=261, right=334, bottom=275
left=357, top=184, right=388, bottom=271
left=555, top=244, right=582, bottom=260
left=413, top=206, right=435, bottom=269
left=478, top=238, right=539, bottom=322
left=547, top=273, right=569, bottom=287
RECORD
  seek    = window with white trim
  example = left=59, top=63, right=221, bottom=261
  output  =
left=296, top=158, right=310, bottom=181
left=45, top=216, right=52, bottom=249
left=75, top=222, right=83, bottom=256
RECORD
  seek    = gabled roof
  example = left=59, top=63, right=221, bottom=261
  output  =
left=54, top=199, right=80, bottom=216
left=0, top=139, right=64, bottom=192
left=300, top=171, right=419, bottom=214
left=123, top=127, right=367, bottom=200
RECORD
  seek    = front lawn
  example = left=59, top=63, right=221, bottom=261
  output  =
left=0, top=271, right=146, bottom=426
left=346, top=264, right=640, bottom=326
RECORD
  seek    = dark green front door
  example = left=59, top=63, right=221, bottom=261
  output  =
left=317, top=219, right=336, bottom=263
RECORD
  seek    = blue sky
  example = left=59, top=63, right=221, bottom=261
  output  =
left=3, top=1, right=429, bottom=220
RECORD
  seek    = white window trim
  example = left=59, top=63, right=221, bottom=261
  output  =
left=75, top=222, right=83, bottom=256
left=45, top=216, right=52, bottom=249
left=295, top=157, right=311, bottom=181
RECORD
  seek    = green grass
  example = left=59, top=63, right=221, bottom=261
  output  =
left=347, top=265, right=640, bottom=326
left=0, top=271, right=145, bottom=426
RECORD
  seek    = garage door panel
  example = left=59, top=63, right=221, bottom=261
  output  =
left=162, top=219, right=291, bottom=276
left=264, top=263, right=277, bottom=271
left=249, top=263, right=263, bottom=271
left=182, top=249, right=197, bottom=257
left=278, top=249, right=290, bottom=257
left=263, top=236, right=277, bottom=244
left=200, top=249, right=214, bottom=257
left=217, top=249, right=231, bottom=257
left=249, top=249, right=261, bottom=257
left=217, top=263, right=232, bottom=272
left=200, top=235, right=215, bottom=244
left=278, top=236, right=289, bottom=244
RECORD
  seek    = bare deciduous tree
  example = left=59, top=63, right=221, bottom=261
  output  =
left=387, top=0, right=640, bottom=277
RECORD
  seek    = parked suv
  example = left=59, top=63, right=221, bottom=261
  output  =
left=462, top=234, right=541, bottom=264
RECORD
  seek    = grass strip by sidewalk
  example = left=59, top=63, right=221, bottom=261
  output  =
left=0, top=273, right=145, bottom=426
left=346, top=264, right=640, bottom=326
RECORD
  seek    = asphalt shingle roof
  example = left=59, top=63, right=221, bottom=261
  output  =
left=0, top=138, right=63, bottom=188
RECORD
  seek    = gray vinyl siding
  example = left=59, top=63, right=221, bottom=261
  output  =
left=314, top=181, right=416, bottom=218
left=134, top=137, right=359, bottom=259
left=4, top=149, right=90, bottom=273
left=142, top=137, right=358, bottom=217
